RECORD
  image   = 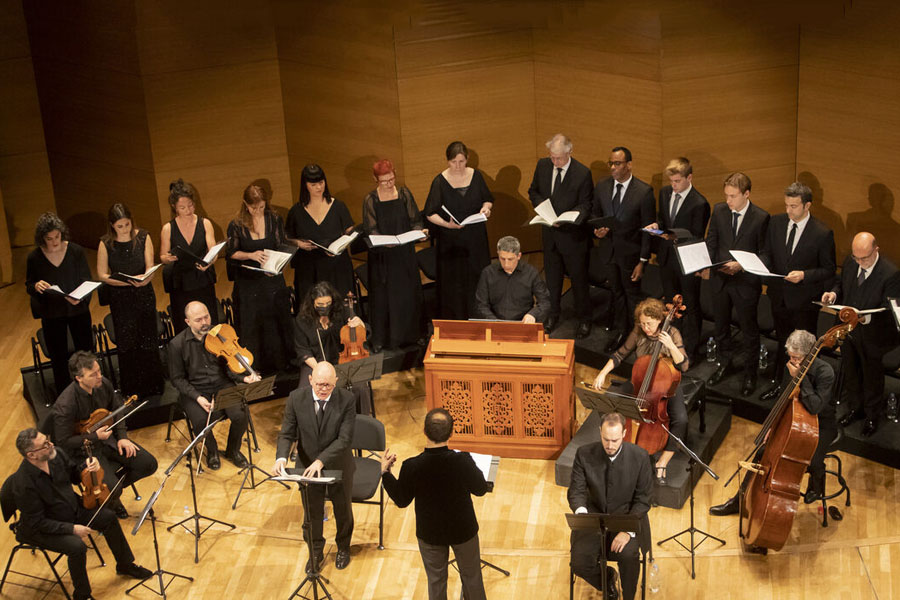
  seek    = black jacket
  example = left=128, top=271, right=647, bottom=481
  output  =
left=705, top=201, right=770, bottom=296
left=656, top=185, right=710, bottom=269
left=760, top=214, right=835, bottom=310
left=593, top=176, right=656, bottom=269
left=527, top=157, right=594, bottom=254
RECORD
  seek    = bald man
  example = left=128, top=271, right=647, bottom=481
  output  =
left=822, top=232, right=900, bottom=436
left=273, top=362, right=356, bottom=572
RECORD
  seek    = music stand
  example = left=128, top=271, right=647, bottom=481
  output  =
left=576, top=384, right=647, bottom=423
left=566, top=512, right=642, bottom=599
left=166, top=417, right=236, bottom=563
left=334, top=354, right=383, bottom=417
left=655, top=424, right=725, bottom=579
left=126, top=482, right=193, bottom=597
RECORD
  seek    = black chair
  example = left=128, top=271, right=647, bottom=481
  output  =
left=31, top=327, right=86, bottom=407
left=818, top=429, right=851, bottom=527
left=569, top=513, right=651, bottom=600
left=350, top=414, right=386, bottom=550
left=0, top=475, right=105, bottom=600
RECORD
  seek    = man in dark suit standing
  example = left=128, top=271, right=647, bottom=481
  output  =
left=568, top=412, right=652, bottom=600
left=272, top=362, right=356, bottom=571
left=651, top=157, right=710, bottom=362
left=705, top=172, right=770, bottom=396
left=527, top=133, right=594, bottom=338
left=759, top=182, right=836, bottom=401
left=593, top=147, right=656, bottom=352
left=822, top=232, right=900, bottom=436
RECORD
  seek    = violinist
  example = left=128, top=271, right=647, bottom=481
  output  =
left=592, top=298, right=689, bottom=485
left=168, top=301, right=259, bottom=470
left=10, top=428, right=153, bottom=600
left=51, top=351, right=158, bottom=519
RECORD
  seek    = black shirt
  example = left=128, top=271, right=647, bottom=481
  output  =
left=51, top=377, right=129, bottom=458
left=25, top=242, right=93, bottom=319
left=167, top=327, right=243, bottom=401
left=11, top=449, right=83, bottom=539
left=381, top=446, right=489, bottom=545
left=474, top=261, right=550, bottom=322
left=294, top=308, right=350, bottom=365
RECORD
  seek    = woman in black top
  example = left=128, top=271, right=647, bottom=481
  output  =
left=363, top=159, right=427, bottom=351
left=159, top=179, right=219, bottom=333
left=424, top=141, right=493, bottom=319
left=96, top=203, right=163, bottom=397
left=25, top=212, right=94, bottom=392
left=226, top=183, right=295, bottom=374
left=286, top=164, right=356, bottom=303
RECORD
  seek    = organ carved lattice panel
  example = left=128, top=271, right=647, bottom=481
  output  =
left=440, top=379, right=474, bottom=435
left=481, top=381, right=515, bottom=437
left=521, top=382, right=555, bottom=438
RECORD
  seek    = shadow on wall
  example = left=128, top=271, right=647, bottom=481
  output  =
left=846, top=183, right=900, bottom=265
left=66, top=211, right=106, bottom=249
left=797, top=171, right=848, bottom=263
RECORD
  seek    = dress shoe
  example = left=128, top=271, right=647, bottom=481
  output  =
left=602, top=566, right=619, bottom=600
left=112, top=500, right=129, bottom=519
left=743, top=543, right=768, bottom=556
left=224, top=450, right=249, bottom=469
left=335, top=548, right=351, bottom=570
left=576, top=322, right=592, bottom=339
left=305, top=553, right=325, bottom=573
left=862, top=418, right=878, bottom=437
left=709, top=494, right=740, bottom=516
left=206, top=448, right=221, bottom=470
left=116, top=563, right=153, bottom=580
left=741, top=375, right=757, bottom=397
left=655, top=466, right=667, bottom=486
left=839, top=410, right=865, bottom=428
left=707, top=363, right=729, bottom=386
left=803, top=488, right=824, bottom=504
left=544, top=315, right=559, bottom=334
left=604, top=331, right=625, bottom=354
left=759, top=384, right=783, bottom=402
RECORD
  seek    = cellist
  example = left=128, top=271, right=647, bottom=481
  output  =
left=592, top=298, right=690, bottom=485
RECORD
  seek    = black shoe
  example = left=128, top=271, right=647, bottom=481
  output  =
left=603, top=565, right=619, bottom=600
left=576, top=322, right=592, bottom=339
left=544, top=315, right=559, bottom=334
left=116, top=563, right=152, bottom=580
left=804, top=488, right=824, bottom=504
left=206, top=448, right=221, bottom=470
left=305, top=553, right=325, bottom=574
left=709, top=494, right=740, bottom=516
left=862, top=418, right=878, bottom=437
left=224, top=450, right=249, bottom=469
left=759, top=384, right=783, bottom=402
left=372, top=344, right=384, bottom=354
left=744, top=543, right=768, bottom=556
left=655, top=466, right=667, bottom=486
left=112, top=500, right=129, bottom=519
left=604, top=331, right=625, bottom=354
left=707, top=363, right=729, bottom=386
left=741, top=375, right=757, bottom=397
left=839, top=410, right=865, bottom=428
left=335, top=548, right=351, bottom=570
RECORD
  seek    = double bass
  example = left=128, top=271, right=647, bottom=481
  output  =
left=737, top=308, right=857, bottom=551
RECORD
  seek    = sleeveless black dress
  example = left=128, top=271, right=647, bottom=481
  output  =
left=168, top=216, right=218, bottom=332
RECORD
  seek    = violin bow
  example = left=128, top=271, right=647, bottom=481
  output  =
left=84, top=471, right=127, bottom=529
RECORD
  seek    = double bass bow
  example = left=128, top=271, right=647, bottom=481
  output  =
left=733, top=308, right=857, bottom=551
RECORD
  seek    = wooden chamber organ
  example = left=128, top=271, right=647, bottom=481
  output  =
left=423, top=320, right=575, bottom=459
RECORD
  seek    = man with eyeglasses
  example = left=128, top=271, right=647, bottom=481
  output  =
left=10, top=428, right=152, bottom=600
left=272, top=361, right=356, bottom=572
left=821, top=232, right=900, bottom=436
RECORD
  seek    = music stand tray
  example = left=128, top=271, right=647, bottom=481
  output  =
left=334, top=354, right=383, bottom=387
left=575, top=385, right=645, bottom=422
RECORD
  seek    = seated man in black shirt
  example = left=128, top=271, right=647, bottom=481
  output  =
left=381, top=408, right=489, bottom=600
left=474, top=235, right=550, bottom=324
left=51, top=351, right=158, bottom=519
left=168, top=301, right=259, bottom=470
left=11, top=428, right=152, bottom=600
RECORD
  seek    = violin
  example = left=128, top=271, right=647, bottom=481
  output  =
left=339, top=292, right=369, bottom=364
left=81, top=439, right=110, bottom=509
left=77, top=394, right=138, bottom=435
left=625, top=295, right=684, bottom=455
left=737, top=308, right=857, bottom=551
left=204, top=323, right=258, bottom=378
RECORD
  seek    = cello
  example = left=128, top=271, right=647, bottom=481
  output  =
left=737, top=308, right=857, bottom=551
left=339, top=292, right=369, bottom=363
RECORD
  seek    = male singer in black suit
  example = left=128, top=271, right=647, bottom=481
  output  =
left=381, top=408, right=489, bottom=600
left=759, top=182, right=836, bottom=401
left=649, top=157, right=710, bottom=361
left=568, top=412, right=652, bottom=600
left=272, top=362, right=356, bottom=570
left=822, top=232, right=900, bottom=436
left=527, top=133, right=594, bottom=338
left=705, top=172, right=770, bottom=396
left=593, top=147, right=656, bottom=352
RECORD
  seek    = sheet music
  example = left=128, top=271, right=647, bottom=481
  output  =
left=676, top=241, right=715, bottom=274
left=202, top=241, right=227, bottom=263
left=66, top=280, right=102, bottom=300
left=729, top=250, right=785, bottom=278
left=456, top=450, right=497, bottom=483
left=813, top=301, right=886, bottom=316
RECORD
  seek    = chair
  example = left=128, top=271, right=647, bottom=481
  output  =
left=569, top=513, right=651, bottom=600
left=818, top=429, right=851, bottom=527
left=30, top=327, right=83, bottom=407
left=350, top=414, right=386, bottom=550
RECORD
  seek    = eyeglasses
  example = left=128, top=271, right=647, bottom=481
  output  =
left=851, top=248, right=877, bottom=263
left=28, top=441, right=52, bottom=454
left=378, top=177, right=395, bottom=185
left=313, top=381, right=335, bottom=389
left=607, top=160, right=627, bottom=167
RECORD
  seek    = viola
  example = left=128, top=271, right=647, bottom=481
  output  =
left=339, top=292, right=369, bottom=364
left=81, top=439, right=110, bottom=509
left=204, top=323, right=258, bottom=378
left=77, top=394, right=138, bottom=435
left=737, top=308, right=857, bottom=551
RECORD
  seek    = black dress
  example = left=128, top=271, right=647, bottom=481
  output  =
left=104, top=230, right=163, bottom=397
left=424, top=170, right=493, bottom=320
left=226, top=211, right=295, bottom=374
left=362, top=186, right=425, bottom=349
left=285, top=199, right=356, bottom=302
left=25, top=243, right=94, bottom=393
left=166, top=216, right=219, bottom=332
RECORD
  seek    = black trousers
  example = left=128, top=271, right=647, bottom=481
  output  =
left=571, top=528, right=641, bottom=600
left=544, top=244, right=590, bottom=322
left=19, top=505, right=134, bottom=599
left=301, top=477, right=354, bottom=555
left=839, top=334, right=885, bottom=419
left=807, top=414, right=837, bottom=494
left=712, top=284, right=760, bottom=378
left=178, top=394, right=247, bottom=454
left=609, top=262, right=645, bottom=333
left=770, top=302, right=819, bottom=385
left=95, top=441, right=158, bottom=501
left=660, top=263, right=703, bottom=357
left=42, top=312, right=94, bottom=394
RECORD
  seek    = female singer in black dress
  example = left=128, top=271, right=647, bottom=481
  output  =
left=285, top=164, right=356, bottom=303
left=96, top=203, right=163, bottom=397
left=25, top=212, right=94, bottom=392
left=226, top=183, right=295, bottom=374
left=159, top=179, right=219, bottom=332
left=362, top=159, right=427, bottom=352
left=424, top=141, right=493, bottom=319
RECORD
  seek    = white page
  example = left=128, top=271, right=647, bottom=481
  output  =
left=459, top=212, right=488, bottom=226
left=202, top=240, right=226, bottom=264
left=367, top=234, right=396, bottom=247
left=814, top=301, right=886, bottom=315
left=676, top=241, right=714, bottom=274
left=556, top=210, right=580, bottom=223
left=729, top=250, right=785, bottom=278
left=529, top=215, right=552, bottom=226
left=533, top=199, right=559, bottom=224
left=455, top=450, right=495, bottom=482
left=262, top=250, right=293, bottom=273
left=67, top=280, right=101, bottom=300
left=142, top=263, right=163, bottom=278
left=396, top=230, right=426, bottom=245
left=327, top=231, right=359, bottom=254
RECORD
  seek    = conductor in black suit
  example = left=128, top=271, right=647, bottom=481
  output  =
left=759, top=182, right=836, bottom=401
left=649, top=157, right=710, bottom=361
left=593, top=147, right=656, bottom=352
left=705, top=172, right=770, bottom=396
left=822, top=232, right=900, bottom=436
left=527, top=133, right=594, bottom=338
left=568, top=412, right=652, bottom=600
left=272, top=362, right=356, bottom=571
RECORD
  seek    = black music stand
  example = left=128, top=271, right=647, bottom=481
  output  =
left=166, top=417, right=236, bottom=563
left=566, top=512, right=642, bottom=598
left=334, top=354, right=383, bottom=417
left=576, top=384, right=647, bottom=423
left=127, top=483, right=193, bottom=598
left=654, top=425, right=724, bottom=579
